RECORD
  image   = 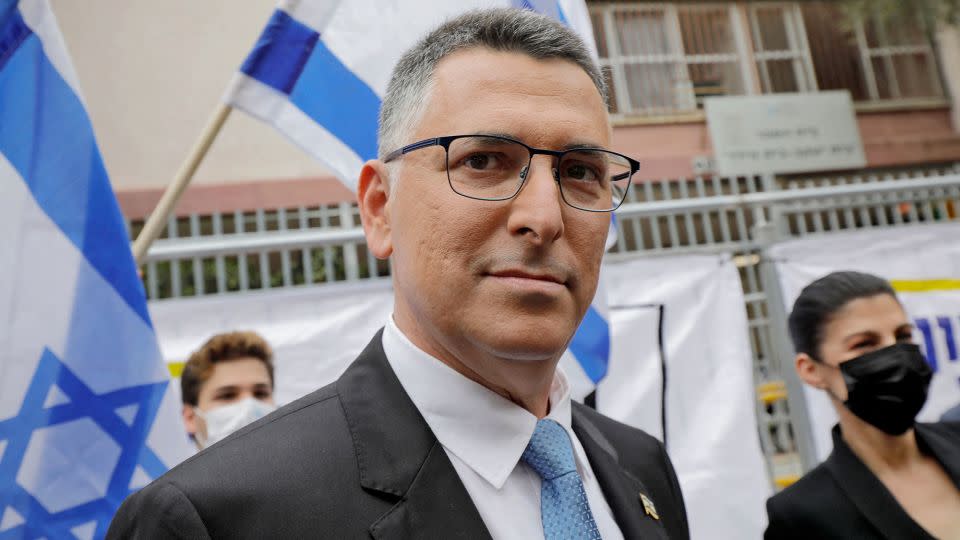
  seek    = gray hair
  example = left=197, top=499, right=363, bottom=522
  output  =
left=377, top=8, right=608, bottom=160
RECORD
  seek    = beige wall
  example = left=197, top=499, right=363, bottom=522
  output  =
left=52, top=0, right=331, bottom=190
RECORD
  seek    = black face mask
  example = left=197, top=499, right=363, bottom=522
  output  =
left=837, top=343, right=933, bottom=435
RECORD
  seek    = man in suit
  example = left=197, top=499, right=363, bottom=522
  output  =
left=108, top=8, right=689, bottom=539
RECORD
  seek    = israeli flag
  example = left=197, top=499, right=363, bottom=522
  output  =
left=226, top=0, right=612, bottom=400
left=0, top=1, right=192, bottom=537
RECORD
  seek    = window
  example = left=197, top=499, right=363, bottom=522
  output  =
left=591, top=3, right=750, bottom=118
left=800, top=2, right=943, bottom=102
left=592, top=1, right=946, bottom=121
left=799, top=2, right=869, bottom=99
left=856, top=10, right=944, bottom=100
left=748, top=3, right=817, bottom=93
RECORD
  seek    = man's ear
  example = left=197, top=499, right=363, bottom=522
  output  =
left=358, top=160, right=393, bottom=259
left=795, top=352, right=826, bottom=389
left=182, top=404, right=197, bottom=436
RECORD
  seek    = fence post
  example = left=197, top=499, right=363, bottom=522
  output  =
left=339, top=202, right=361, bottom=281
left=754, top=172, right=818, bottom=472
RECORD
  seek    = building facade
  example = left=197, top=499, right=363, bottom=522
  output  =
left=52, top=0, right=960, bottom=221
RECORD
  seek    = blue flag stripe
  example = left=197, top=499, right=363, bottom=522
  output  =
left=240, top=10, right=381, bottom=162
left=0, top=5, right=28, bottom=70
left=512, top=0, right=565, bottom=20
left=556, top=1, right=568, bottom=24
left=568, top=306, right=610, bottom=383
left=239, top=9, right=318, bottom=95
left=288, top=39, right=381, bottom=161
left=0, top=0, right=16, bottom=30
left=0, top=10, right=151, bottom=326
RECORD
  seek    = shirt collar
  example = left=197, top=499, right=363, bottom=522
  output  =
left=382, top=318, right=591, bottom=489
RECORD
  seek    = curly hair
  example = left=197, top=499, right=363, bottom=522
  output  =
left=180, top=331, right=275, bottom=406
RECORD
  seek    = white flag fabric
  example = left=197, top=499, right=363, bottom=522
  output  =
left=770, top=223, right=960, bottom=461
left=0, top=1, right=192, bottom=537
left=598, top=253, right=771, bottom=540
left=226, top=0, right=613, bottom=398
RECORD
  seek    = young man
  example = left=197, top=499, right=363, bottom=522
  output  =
left=109, top=9, right=688, bottom=539
left=180, top=331, right=276, bottom=450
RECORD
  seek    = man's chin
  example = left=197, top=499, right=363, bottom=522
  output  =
left=471, top=333, right=572, bottom=364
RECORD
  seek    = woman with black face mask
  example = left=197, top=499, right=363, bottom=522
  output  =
left=764, top=271, right=960, bottom=540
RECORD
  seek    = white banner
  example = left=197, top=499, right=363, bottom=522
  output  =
left=770, top=223, right=960, bottom=462
left=599, top=253, right=770, bottom=540
left=149, top=281, right=394, bottom=406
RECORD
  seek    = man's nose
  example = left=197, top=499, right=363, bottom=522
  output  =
left=507, top=155, right=564, bottom=244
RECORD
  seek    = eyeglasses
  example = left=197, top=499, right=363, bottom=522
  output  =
left=382, top=134, right=639, bottom=212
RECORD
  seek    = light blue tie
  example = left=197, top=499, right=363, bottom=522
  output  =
left=522, top=419, right=602, bottom=540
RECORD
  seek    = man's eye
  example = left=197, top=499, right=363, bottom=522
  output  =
left=464, top=153, right=496, bottom=170
left=214, top=392, right=237, bottom=401
left=896, top=333, right=914, bottom=342
left=563, top=162, right=600, bottom=182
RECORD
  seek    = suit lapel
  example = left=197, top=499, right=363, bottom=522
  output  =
left=336, top=331, right=491, bottom=540
left=369, top=442, right=491, bottom=540
left=823, top=425, right=932, bottom=540
left=572, top=407, right=669, bottom=540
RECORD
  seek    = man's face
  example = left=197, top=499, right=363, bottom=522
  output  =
left=366, top=48, right=611, bottom=375
left=183, top=357, right=274, bottom=442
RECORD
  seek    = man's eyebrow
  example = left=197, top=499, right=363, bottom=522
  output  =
left=562, top=142, right=608, bottom=151
left=466, top=131, right=607, bottom=150
left=468, top=130, right=517, bottom=140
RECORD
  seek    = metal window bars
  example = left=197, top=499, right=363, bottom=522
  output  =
left=589, top=1, right=947, bottom=119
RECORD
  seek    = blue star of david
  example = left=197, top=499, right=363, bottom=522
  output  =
left=0, top=348, right=169, bottom=539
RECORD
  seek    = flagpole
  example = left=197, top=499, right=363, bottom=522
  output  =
left=131, top=102, right=233, bottom=264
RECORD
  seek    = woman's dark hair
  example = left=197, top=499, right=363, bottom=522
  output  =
left=787, top=271, right=898, bottom=361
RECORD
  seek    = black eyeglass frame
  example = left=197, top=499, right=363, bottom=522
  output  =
left=382, top=134, right=640, bottom=212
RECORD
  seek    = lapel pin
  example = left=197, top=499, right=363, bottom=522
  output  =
left=639, top=493, right=659, bottom=520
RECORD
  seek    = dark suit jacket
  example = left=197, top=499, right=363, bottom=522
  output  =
left=764, top=422, right=960, bottom=540
left=108, top=331, right=689, bottom=539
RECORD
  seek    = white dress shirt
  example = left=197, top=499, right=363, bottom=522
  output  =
left=382, top=319, right=624, bottom=540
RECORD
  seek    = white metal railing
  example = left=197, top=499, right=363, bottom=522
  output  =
left=144, top=226, right=366, bottom=262
left=143, top=174, right=960, bottom=262
left=618, top=174, right=960, bottom=216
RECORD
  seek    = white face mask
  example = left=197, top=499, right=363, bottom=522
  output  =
left=194, top=397, right=276, bottom=449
